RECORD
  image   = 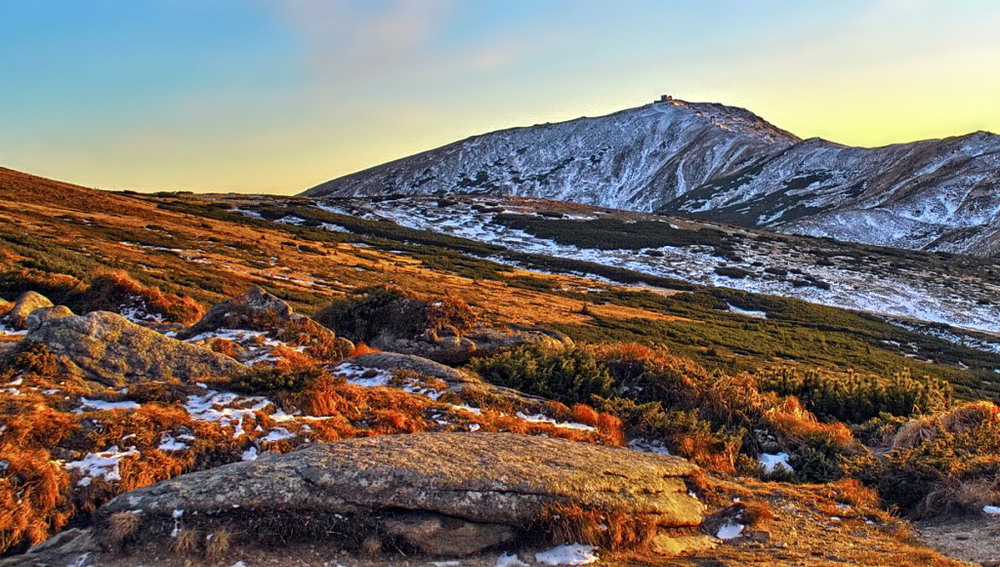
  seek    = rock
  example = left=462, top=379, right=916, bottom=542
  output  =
left=99, top=433, right=704, bottom=555
left=26, top=305, right=74, bottom=333
left=346, top=352, right=477, bottom=386
left=181, top=286, right=297, bottom=337
left=0, top=298, right=11, bottom=317
left=0, top=528, right=95, bottom=567
left=21, top=311, right=245, bottom=386
left=373, top=324, right=574, bottom=365
left=180, top=286, right=352, bottom=362
left=1, top=291, right=53, bottom=330
left=649, top=533, right=718, bottom=556
left=381, top=511, right=515, bottom=556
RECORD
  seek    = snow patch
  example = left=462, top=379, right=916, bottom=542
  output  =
left=716, top=520, right=745, bottom=540
left=76, top=398, right=141, bottom=412
left=535, top=544, right=599, bottom=565
left=64, top=446, right=140, bottom=486
left=760, top=452, right=793, bottom=474
left=494, top=553, right=530, bottom=567
left=728, top=303, right=768, bottom=319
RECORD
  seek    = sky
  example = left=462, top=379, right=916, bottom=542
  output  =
left=2, top=0, right=1000, bottom=195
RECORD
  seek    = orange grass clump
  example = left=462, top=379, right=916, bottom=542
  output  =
left=78, top=271, right=204, bottom=325
left=349, top=341, right=380, bottom=356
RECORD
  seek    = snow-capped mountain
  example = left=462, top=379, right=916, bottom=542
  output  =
left=303, top=99, right=1000, bottom=256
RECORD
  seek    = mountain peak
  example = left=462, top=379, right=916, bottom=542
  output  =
left=304, top=100, right=1000, bottom=256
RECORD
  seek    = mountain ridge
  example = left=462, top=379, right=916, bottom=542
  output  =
left=304, top=99, right=1000, bottom=256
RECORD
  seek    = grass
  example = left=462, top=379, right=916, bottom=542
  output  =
left=5, top=176, right=1000, bottom=559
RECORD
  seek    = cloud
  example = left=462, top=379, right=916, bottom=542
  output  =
left=270, top=0, right=545, bottom=86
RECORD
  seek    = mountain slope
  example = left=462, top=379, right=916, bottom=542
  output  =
left=304, top=100, right=1000, bottom=256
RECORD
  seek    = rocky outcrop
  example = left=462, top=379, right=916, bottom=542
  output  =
left=98, top=432, right=704, bottom=556
left=346, top=352, right=476, bottom=386
left=26, top=305, right=74, bottom=333
left=21, top=311, right=245, bottom=386
left=0, top=297, right=11, bottom=317
left=180, top=286, right=353, bottom=362
left=0, top=528, right=95, bottom=567
left=1, top=291, right=53, bottom=330
left=372, top=325, right=573, bottom=365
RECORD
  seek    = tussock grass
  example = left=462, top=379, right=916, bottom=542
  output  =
left=537, top=503, right=659, bottom=551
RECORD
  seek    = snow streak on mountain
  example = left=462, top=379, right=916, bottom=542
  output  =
left=304, top=99, right=1000, bottom=256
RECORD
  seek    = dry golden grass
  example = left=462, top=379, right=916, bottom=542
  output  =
left=78, top=271, right=205, bottom=324
left=361, top=536, right=382, bottom=556
left=0, top=443, right=73, bottom=552
left=540, top=502, right=659, bottom=551
left=349, top=341, right=380, bottom=356
left=208, top=338, right=243, bottom=358
left=107, top=511, right=141, bottom=545
left=204, top=529, right=232, bottom=561
left=917, top=476, right=999, bottom=518
left=171, top=528, right=200, bottom=555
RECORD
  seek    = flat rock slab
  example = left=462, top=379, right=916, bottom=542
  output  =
left=101, top=432, right=704, bottom=533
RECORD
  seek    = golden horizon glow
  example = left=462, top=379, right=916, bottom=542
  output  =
left=2, top=1, right=999, bottom=195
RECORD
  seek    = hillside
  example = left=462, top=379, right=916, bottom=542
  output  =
left=2, top=167, right=1000, bottom=565
left=304, top=99, right=1000, bottom=257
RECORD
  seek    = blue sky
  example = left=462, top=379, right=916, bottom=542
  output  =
left=2, top=0, right=999, bottom=194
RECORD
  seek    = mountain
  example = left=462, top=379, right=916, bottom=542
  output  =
left=0, top=166, right=996, bottom=565
left=304, top=99, right=1000, bottom=256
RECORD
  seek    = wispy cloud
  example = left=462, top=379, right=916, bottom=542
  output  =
left=271, top=0, right=533, bottom=84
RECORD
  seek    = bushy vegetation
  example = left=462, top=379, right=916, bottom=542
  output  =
left=473, top=342, right=858, bottom=481
left=494, top=213, right=731, bottom=252
left=470, top=345, right=616, bottom=406
left=314, top=285, right=476, bottom=343
left=850, top=401, right=1000, bottom=517
left=758, top=367, right=953, bottom=424
left=548, top=286, right=998, bottom=401
left=74, top=272, right=205, bottom=324
left=230, top=367, right=326, bottom=393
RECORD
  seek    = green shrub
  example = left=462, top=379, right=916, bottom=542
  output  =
left=758, top=367, right=952, bottom=424
left=230, top=367, right=326, bottom=393
left=471, top=345, right=616, bottom=406
left=849, top=402, right=1000, bottom=516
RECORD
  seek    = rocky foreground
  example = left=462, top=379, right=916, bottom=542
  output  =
left=0, top=287, right=976, bottom=566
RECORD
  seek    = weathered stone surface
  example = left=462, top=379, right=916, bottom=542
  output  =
left=183, top=286, right=308, bottom=337
left=372, top=324, right=573, bottom=365
left=650, top=533, right=718, bottom=556
left=100, top=433, right=704, bottom=531
left=381, top=511, right=515, bottom=556
left=180, top=286, right=352, bottom=361
left=1, top=291, right=53, bottom=330
left=0, top=298, right=11, bottom=317
left=26, top=305, right=74, bottom=333
left=22, top=311, right=245, bottom=386
left=98, top=433, right=704, bottom=556
left=347, top=352, right=476, bottom=386
left=0, top=528, right=96, bottom=567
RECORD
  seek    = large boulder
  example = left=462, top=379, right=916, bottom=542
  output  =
left=315, top=287, right=569, bottom=364
left=1, top=291, right=53, bottom=330
left=98, top=433, right=705, bottom=556
left=180, top=286, right=352, bottom=363
left=26, top=305, right=74, bottom=333
left=21, top=311, right=245, bottom=386
left=372, top=325, right=574, bottom=365
left=0, top=297, right=11, bottom=317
